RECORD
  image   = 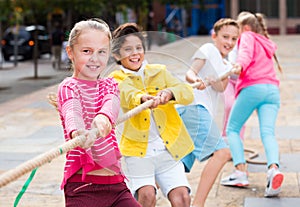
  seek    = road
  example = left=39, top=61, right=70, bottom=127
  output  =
left=0, top=54, right=70, bottom=104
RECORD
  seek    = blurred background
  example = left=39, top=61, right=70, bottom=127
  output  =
left=0, top=0, right=299, bottom=76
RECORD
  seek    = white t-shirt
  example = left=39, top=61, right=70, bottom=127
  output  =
left=188, top=43, right=231, bottom=117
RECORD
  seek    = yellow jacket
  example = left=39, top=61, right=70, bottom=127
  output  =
left=110, top=64, right=194, bottom=160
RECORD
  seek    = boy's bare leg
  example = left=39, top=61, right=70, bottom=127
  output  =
left=168, top=186, right=191, bottom=207
left=192, top=148, right=231, bottom=207
left=137, top=185, right=156, bottom=207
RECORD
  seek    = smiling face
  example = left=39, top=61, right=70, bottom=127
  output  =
left=115, top=35, right=145, bottom=71
left=67, top=29, right=110, bottom=81
left=212, top=25, right=239, bottom=58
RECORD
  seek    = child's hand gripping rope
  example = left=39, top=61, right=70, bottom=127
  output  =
left=140, top=89, right=174, bottom=109
left=190, top=68, right=235, bottom=89
left=72, top=114, right=112, bottom=149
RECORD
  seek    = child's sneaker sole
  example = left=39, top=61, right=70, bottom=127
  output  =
left=272, top=173, right=284, bottom=189
left=222, top=182, right=249, bottom=187
left=264, top=172, right=284, bottom=197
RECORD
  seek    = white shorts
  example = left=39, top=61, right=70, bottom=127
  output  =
left=123, top=150, right=191, bottom=198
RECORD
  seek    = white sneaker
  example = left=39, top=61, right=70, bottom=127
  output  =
left=264, top=167, right=284, bottom=197
left=221, top=170, right=249, bottom=187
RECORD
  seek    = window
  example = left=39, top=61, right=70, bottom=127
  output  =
left=287, top=0, right=300, bottom=17
left=239, top=0, right=279, bottom=17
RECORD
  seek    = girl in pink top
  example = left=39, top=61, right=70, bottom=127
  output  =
left=221, top=12, right=284, bottom=198
left=57, top=18, right=140, bottom=207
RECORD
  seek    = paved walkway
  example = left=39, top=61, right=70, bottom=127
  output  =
left=0, top=35, right=299, bottom=207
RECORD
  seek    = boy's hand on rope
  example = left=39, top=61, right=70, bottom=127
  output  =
left=204, top=76, right=220, bottom=88
left=204, top=75, right=227, bottom=92
left=192, top=78, right=206, bottom=90
left=186, top=68, right=206, bottom=90
left=92, top=114, right=112, bottom=138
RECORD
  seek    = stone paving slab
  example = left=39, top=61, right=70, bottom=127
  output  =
left=0, top=126, right=63, bottom=153
left=0, top=152, right=40, bottom=170
left=250, top=126, right=300, bottom=139
left=248, top=153, right=300, bottom=172
left=27, top=101, right=55, bottom=109
left=244, top=197, right=300, bottom=207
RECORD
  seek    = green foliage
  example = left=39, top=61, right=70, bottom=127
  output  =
left=9, top=0, right=54, bottom=25
left=0, top=0, right=14, bottom=24
left=0, top=0, right=194, bottom=29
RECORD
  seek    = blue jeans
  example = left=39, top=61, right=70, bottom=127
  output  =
left=226, top=84, right=280, bottom=167
left=177, top=105, right=228, bottom=172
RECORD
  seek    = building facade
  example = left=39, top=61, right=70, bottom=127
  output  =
left=229, top=0, right=300, bottom=34
left=153, top=0, right=300, bottom=36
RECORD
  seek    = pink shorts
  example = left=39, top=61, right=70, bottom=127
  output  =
left=64, top=181, right=141, bottom=207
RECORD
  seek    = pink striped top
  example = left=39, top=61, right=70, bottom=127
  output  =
left=57, top=77, right=122, bottom=189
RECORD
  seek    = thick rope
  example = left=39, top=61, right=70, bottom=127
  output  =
left=116, top=99, right=154, bottom=125
left=47, top=92, right=154, bottom=126
left=190, top=67, right=234, bottom=88
left=244, top=148, right=266, bottom=165
left=0, top=68, right=265, bottom=188
left=0, top=133, right=86, bottom=188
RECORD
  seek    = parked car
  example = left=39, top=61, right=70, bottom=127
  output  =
left=1, top=25, right=51, bottom=61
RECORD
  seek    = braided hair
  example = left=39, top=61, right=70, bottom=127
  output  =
left=237, top=11, right=282, bottom=73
